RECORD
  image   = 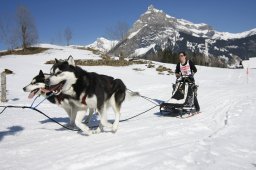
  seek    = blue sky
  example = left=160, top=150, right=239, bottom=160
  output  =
left=0, top=0, right=255, bottom=50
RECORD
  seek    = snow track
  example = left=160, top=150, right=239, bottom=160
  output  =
left=0, top=45, right=255, bottom=170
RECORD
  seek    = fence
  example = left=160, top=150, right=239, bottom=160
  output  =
left=1, top=72, right=7, bottom=102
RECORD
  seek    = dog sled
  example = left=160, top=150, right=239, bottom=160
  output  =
left=160, top=76, right=200, bottom=118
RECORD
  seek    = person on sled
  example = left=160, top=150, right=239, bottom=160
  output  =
left=175, top=51, right=200, bottom=112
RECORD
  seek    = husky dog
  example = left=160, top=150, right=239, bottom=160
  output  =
left=23, top=70, right=94, bottom=127
left=45, top=56, right=136, bottom=135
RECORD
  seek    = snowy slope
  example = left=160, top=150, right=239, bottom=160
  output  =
left=213, top=28, right=256, bottom=40
left=0, top=45, right=256, bottom=170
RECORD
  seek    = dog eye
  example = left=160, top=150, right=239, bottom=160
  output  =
left=55, top=71, right=62, bottom=76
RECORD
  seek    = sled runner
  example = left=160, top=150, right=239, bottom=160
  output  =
left=160, top=76, right=200, bottom=118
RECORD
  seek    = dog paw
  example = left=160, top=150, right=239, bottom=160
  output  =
left=78, top=130, right=91, bottom=136
left=92, top=130, right=99, bottom=134
left=112, top=126, right=118, bottom=133
left=92, top=127, right=101, bottom=134
left=83, top=130, right=92, bottom=136
left=65, top=123, right=75, bottom=128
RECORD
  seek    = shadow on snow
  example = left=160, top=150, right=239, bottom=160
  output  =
left=0, top=125, right=24, bottom=141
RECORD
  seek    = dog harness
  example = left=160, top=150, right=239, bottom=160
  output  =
left=81, top=95, right=87, bottom=105
left=55, top=93, right=87, bottom=105
left=56, top=94, right=65, bottom=104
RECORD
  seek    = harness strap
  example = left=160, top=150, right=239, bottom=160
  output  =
left=31, top=93, right=54, bottom=108
left=81, top=95, right=87, bottom=105
left=56, top=94, right=65, bottom=104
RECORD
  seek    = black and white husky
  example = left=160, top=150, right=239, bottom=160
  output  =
left=23, top=70, right=94, bottom=127
left=45, top=56, right=138, bottom=135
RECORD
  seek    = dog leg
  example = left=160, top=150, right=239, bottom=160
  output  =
left=111, top=102, right=121, bottom=133
left=92, top=118, right=111, bottom=134
left=70, top=107, right=78, bottom=129
left=109, top=95, right=121, bottom=132
left=100, top=105, right=113, bottom=129
left=84, top=108, right=94, bottom=124
left=62, top=106, right=75, bottom=128
left=65, top=108, right=72, bottom=118
left=75, top=110, right=92, bottom=136
left=92, top=105, right=111, bottom=134
left=70, top=109, right=76, bottom=126
left=92, top=123, right=104, bottom=134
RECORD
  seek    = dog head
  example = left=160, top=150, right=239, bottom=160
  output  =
left=45, top=56, right=77, bottom=95
left=23, top=70, right=49, bottom=99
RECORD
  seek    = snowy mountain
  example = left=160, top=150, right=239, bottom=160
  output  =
left=109, top=5, right=256, bottom=64
left=86, top=37, right=118, bottom=53
left=213, top=28, right=256, bottom=40
left=0, top=45, right=256, bottom=169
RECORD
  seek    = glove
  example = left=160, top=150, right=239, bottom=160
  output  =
left=176, top=73, right=181, bottom=78
left=177, top=77, right=182, bottom=82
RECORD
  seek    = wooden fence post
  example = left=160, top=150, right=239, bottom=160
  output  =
left=1, top=72, right=7, bottom=102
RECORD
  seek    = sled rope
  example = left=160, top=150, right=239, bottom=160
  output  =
left=30, top=93, right=55, bottom=108
left=0, top=87, right=173, bottom=131
left=127, top=88, right=165, bottom=106
left=0, top=90, right=164, bottom=131
left=120, top=104, right=160, bottom=122
left=0, top=105, right=80, bottom=131
left=0, top=104, right=160, bottom=131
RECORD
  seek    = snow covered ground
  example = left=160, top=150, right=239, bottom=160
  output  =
left=0, top=45, right=256, bottom=170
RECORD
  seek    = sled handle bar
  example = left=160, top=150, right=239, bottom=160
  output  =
left=181, top=75, right=193, bottom=78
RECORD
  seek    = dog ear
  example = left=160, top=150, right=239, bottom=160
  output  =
left=67, top=55, right=75, bottom=66
left=39, top=70, right=44, bottom=76
left=55, top=58, right=59, bottom=63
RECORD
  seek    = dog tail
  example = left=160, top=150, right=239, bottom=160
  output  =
left=125, top=89, right=140, bottom=98
left=112, top=79, right=126, bottom=107
left=125, top=88, right=140, bottom=103
left=111, top=79, right=140, bottom=109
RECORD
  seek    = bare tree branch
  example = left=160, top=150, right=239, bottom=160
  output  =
left=16, top=5, right=38, bottom=49
left=64, top=27, right=72, bottom=46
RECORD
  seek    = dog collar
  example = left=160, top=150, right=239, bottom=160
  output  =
left=56, top=94, right=65, bottom=104
left=81, top=95, right=87, bottom=105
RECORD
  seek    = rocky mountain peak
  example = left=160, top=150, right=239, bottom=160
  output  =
left=109, top=5, right=256, bottom=65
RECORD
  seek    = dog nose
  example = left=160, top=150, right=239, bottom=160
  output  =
left=23, top=87, right=26, bottom=91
